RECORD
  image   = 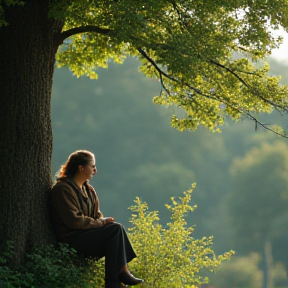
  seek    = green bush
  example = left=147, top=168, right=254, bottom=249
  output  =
left=127, top=184, right=234, bottom=288
left=0, top=242, right=104, bottom=288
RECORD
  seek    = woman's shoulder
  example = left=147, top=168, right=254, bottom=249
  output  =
left=51, top=178, right=75, bottom=193
left=50, top=180, right=79, bottom=205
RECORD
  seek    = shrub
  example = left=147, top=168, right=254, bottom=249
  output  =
left=0, top=242, right=103, bottom=288
left=127, top=184, right=234, bottom=287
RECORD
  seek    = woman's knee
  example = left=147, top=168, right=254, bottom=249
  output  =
left=99, top=222, right=124, bottom=242
left=106, top=222, right=124, bottom=231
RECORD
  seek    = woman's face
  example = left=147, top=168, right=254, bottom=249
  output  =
left=82, top=155, right=97, bottom=180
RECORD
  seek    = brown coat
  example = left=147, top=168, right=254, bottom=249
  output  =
left=50, top=178, right=104, bottom=242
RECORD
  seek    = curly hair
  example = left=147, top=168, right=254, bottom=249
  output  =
left=56, top=150, right=94, bottom=180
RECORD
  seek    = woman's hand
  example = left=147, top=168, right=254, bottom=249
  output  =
left=104, top=217, right=114, bottom=223
left=100, top=217, right=114, bottom=225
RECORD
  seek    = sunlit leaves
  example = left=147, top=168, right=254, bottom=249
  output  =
left=57, top=33, right=126, bottom=78
left=127, top=184, right=234, bottom=287
left=50, top=0, right=288, bottom=132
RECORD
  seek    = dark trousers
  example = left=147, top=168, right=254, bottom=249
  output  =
left=66, top=222, right=137, bottom=284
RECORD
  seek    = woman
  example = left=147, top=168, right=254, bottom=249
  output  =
left=50, top=150, right=143, bottom=288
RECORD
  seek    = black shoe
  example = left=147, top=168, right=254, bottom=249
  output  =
left=118, top=271, right=144, bottom=286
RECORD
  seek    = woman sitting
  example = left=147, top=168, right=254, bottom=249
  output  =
left=50, top=150, right=143, bottom=288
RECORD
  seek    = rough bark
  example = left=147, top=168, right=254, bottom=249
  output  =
left=0, top=0, right=64, bottom=263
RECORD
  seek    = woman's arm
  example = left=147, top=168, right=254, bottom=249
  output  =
left=51, top=184, right=106, bottom=230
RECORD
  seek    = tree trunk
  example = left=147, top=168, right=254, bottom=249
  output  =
left=262, top=240, right=274, bottom=288
left=0, top=1, right=63, bottom=263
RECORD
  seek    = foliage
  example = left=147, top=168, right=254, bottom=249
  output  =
left=208, top=253, right=263, bottom=288
left=0, top=242, right=104, bottom=288
left=127, top=184, right=234, bottom=287
left=47, top=0, right=288, bottom=133
left=1, top=1, right=288, bottom=133
left=209, top=254, right=288, bottom=288
left=227, top=140, right=288, bottom=252
left=0, top=0, right=24, bottom=26
left=272, top=262, right=288, bottom=288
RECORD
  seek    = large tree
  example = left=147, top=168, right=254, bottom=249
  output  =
left=0, top=0, right=288, bottom=263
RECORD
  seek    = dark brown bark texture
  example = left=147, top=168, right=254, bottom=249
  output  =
left=0, top=0, right=64, bottom=263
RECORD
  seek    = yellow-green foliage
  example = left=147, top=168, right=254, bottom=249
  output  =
left=2, top=1, right=288, bottom=131
left=127, top=184, right=234, bottom=287
left=49, top=0, right=288, bottom=134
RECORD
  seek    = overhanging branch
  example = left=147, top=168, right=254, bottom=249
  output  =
left=58, top=25, right=113, bottom=44
left=169, top=1, right=288, bottom=115
left=137, top=47, right=288, bottom=138
left=208, top=58, right=288, bottom=113
left=137, top=47, right=213, bottom=99
left=208, top=58, right=251, bottom=89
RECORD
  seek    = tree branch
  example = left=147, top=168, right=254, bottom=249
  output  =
left=58, top=25, right=113, bottom=44
left=137, top=47, right=213, bottom=99
left=168, top=2, right=288, bottom=115
left=208, top=58, right=288, bottom=113
left=245, top=111, right=288, bottom=138
left=208, top=58, right=251, bottom=88
left=137, top=47, right=288, bottom=138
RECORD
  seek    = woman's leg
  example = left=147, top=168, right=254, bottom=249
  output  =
left=66, top=222, right=136, bottom=284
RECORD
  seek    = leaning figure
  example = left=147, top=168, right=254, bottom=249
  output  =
left=50, top=150, right=144, bottom=288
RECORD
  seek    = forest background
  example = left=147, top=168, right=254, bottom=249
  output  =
left=51, top=56, right=288, bottom=287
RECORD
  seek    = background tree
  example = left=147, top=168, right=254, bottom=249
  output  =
left=1, top=0, right=288, bottom=263
left=226, top=141, right=288, bottom=288
left=209, top=253, right=263, bottom=288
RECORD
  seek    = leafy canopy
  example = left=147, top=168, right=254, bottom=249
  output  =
left=2, top=0, right=288, bottom=133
